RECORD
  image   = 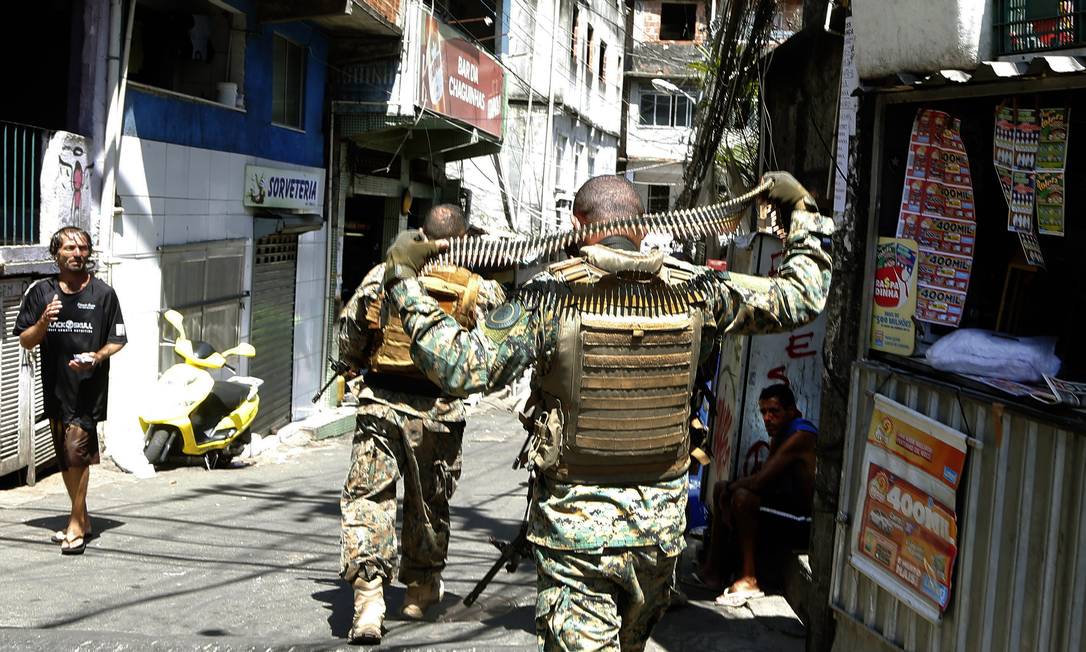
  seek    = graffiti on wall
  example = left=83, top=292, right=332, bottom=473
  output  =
left=40, top=131, right=95, bottom=234
left=735, top=235, right=826, bottom=478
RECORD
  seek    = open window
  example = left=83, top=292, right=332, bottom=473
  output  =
left=586, top=24, right=595, bottom=75
left=599, top=41, right=608, bottom=84
left=659, top=3, right=697, bottom=41
left=129, top=0, right=245, bottom=106
left=647, top=185, right=670, bottom=213
left=272, top=34, right=306, bottom=129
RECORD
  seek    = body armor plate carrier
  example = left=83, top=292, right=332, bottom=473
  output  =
left=534, top=246, right=703, bottom=484
left=365, top=265, right=482, bottom=379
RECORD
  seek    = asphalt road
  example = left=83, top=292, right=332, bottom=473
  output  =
left=0, top=408, right=804, bottom=651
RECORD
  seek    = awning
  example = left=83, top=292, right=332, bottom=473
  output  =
left=342, top=113, right=502, bottom=162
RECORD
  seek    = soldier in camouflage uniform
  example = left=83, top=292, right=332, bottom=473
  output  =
left=380, top=173, right=833, bottom=650
left=337, top=204, right=505, bottom=644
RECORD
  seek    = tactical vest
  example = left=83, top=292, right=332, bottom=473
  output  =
left=531, top=245, right=704, bottom=484
left=365, top=265, right=483, bottom=378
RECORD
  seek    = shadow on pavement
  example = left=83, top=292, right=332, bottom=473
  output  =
left=24, top=515, right=125, bottom=538
left=311, top=577, right=353, bottom=638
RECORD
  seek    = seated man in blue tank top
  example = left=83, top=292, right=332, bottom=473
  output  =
left=702, top=383, right=817, bottom=606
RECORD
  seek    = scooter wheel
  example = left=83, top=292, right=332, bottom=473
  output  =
left=144, top=428, right=172, bottom=464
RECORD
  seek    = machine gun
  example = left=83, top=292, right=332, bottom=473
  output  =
left=311, top=357, right=352, bottom=403
left=463, top=474, right=535, bottom=607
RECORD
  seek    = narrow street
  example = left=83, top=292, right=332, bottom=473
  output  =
left=0, top=408, right=804, bottom=650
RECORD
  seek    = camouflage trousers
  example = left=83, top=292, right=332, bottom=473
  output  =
left=534, top=545, right=677, bottom=652
left=339, top=413, right=464, bottom=586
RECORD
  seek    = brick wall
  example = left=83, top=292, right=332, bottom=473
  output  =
left=363, top=0, right=400, bottom=26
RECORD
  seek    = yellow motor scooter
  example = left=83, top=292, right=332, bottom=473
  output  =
left=140, top=310, right=262, bottom=469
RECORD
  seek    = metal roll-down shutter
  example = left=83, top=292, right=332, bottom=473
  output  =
left=249, top=234, right=298, bottom=435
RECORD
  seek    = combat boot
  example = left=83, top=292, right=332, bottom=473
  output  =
left=400, top=575, right=444, bottom=620
left=349, top=577, right=385, bottom=644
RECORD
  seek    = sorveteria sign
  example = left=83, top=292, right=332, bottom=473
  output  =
left=244, top=165, right=325, bottom=211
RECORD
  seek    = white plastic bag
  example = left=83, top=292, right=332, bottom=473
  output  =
left=925, top=328, right=1060, bottom=382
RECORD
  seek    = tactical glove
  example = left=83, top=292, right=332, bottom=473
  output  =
left=382, top=230, right=442, bottom=288
left=762, top=171, right=817, bottom=212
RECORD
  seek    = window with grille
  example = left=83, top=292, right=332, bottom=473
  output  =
left=995, top=0, right=1084, bottom=55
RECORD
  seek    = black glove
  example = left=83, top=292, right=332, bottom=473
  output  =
left=382, top=230, right=441, bottom=288
left=762, top=171, right=816, bottom=212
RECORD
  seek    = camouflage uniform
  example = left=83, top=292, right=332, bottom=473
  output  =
left=387, top=209, right=834, bottom=650
left=338, top=263, right=504, bottom=586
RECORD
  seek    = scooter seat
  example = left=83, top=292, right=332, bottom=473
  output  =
left=211, top=379, right=251, bottom=413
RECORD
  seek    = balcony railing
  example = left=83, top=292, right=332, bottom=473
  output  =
left=2, top=121, right=43, bottom=246
left=995, top=0, right=1086, bottom=55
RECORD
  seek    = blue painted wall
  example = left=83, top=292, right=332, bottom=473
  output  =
left=123, top=0, right=327, bottom=169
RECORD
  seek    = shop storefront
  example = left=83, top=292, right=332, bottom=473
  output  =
left=830, top=64, right=1086, bottom=651
left=330, top=3, right=504, bottom=303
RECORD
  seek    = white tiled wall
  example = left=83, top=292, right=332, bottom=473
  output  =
left=107, top=135, right=329, bottom=459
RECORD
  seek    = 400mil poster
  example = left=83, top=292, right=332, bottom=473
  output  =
left=849, top=395, right=968, bottom=622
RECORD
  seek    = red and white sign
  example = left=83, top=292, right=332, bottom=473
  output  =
left=418, top=12, right=504, bottom=138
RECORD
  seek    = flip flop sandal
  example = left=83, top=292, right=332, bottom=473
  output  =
left=60, top=536, right=87, bottom=555
left=52, top=529, right=93, bottom=544
left=714, top=588, right=764, bottom=607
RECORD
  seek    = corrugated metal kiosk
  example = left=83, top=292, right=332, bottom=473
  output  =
left=249, top=234, right=298, bottom=436
left=831, top=68, right=1086, bottom=650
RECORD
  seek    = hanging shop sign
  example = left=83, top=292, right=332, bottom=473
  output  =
left=896, top=109, right=976, bottom=327
left=849, top=395, right=968, bottom=623
left=243, top=165, right=325, bottom=212
left=871, top=237, right=919, bottom=356
left=418, top=12, right=504, bottom=138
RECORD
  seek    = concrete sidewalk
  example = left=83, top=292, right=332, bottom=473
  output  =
left=0, top=408, right=804, bottom=650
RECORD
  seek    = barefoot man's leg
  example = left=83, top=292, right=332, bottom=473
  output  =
left=727, top=487, right=761, bottom=593
left=60, top=465, right=90, bottom=538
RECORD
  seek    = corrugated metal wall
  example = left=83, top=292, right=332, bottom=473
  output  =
left=1, top=289, right=52, bottom=477
left=249, top=234, right=298, bottom=436
left=831, top=361, right=1086, bottom=652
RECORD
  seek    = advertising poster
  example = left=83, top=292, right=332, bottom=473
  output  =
left=418, top=12, right=505, bottom=138
left=896, top=109, right=975, bottom=327
left=1038, top=108, right=1070, bottom=170
left=850, top=395, right=968, bottom=623
left=1018, top=231, right=1046, bottom=268
left=871, top=238, right=919, bottom=356
left=1036, top=108, right=1069, bottom=236
left=1036, top=172, right=1065, bottom=236
left=898, top=214, right=976, bottom=257
left=916, top=285, right=966, bottom=325
left=1013, top=108, right=1039, bottom=169
left=917, top=250, right=972, bottom=292
left=1009, top=170, right=1036, bottom=233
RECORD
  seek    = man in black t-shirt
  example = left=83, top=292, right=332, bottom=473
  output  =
left=14, top=226, right=127, bottom=555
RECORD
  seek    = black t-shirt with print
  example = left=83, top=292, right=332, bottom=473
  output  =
left=13, top=276, right=127, bottom=427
